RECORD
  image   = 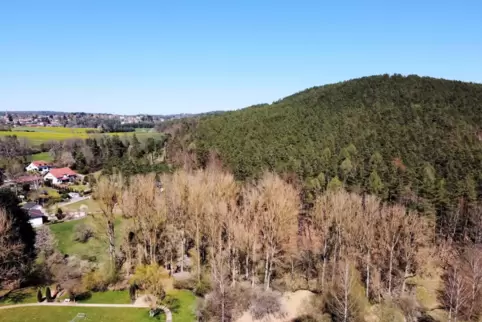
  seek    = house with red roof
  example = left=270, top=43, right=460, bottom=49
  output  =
left=26, top=160, right=52, bottom=173
left=44, top=167, right=78, bottom=185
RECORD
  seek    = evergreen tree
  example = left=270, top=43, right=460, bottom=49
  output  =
left=37, top=289, right=43, bottom=302
left=45, top=287, right=52, bottom=302
left=368, top=170, right=384, bottom=196
left=327, top=176, right=343, bottom=191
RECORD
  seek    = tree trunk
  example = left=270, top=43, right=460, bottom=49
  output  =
left=264, top=249, right=270, bottom=289
left=231, top=247, right=237, bottom=286
left=267, top=252, right=274, bottom=291
left=245, top=254, right=249, bottom=281
left=108, top=220, right=115, bottom=265
left=196, top=222, right=201, bottom=282
left=321, top=240, right=327, bottom=292
left=401, top=262, right=410, bottom=295
left=180, top=231, right=185, bottom=273
left=251, top=240, right=256, bottom=287
left=388, top=246, right=394, bottom=296
left=343, top=262, right=349, bottom=322
left=366, top=251, right=371, bottom=298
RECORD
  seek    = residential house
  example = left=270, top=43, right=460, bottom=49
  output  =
left=21, top=202, right=46, bottom=227
left=44, top=167, right=78, bottom=185
left=26, top=160, right=52, bottom=173
left=14, top=175, right=42, bottom=190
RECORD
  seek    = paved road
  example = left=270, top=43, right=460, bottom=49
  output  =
left=0, top=302, right=172, bottom=322
left=56, top=196, right=91, bottom=208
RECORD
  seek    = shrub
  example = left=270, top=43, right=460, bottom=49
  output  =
left=130, top=264, right=169, bottom=302
left=56, top=208, right=65, bottom=220
left=82, top=270, right=108, bottom=292
left=194, top=279, right=211, bottom=297
left=73, top=224, right=94, bottom=243
left=129, top=284, right=137, bottom=303
left=45, top=287, right=52, bottom=302
left=37, top=289, right=43, bottom=302
left=249, top=290, right=284, bottom=320
left=173, top=278, right=196, bottom=291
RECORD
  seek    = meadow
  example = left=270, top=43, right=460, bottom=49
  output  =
left=0, top=127, right=161, bottom=147
left=0, top=288, right=196, bottom=322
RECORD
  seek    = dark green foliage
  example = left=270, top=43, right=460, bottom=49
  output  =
left=36, top=289, right=43, bottom=302
left=0, top=189, right=36, bottom=283
left=45, top=287, right=52, bottom=302
left=129, top=284, right=137, bottom=303
left=56, top=208, right=64, bottom=220
left=183, top=74, right=482, bottom=213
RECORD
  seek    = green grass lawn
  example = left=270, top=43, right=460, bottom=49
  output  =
left=0, top=289, right=196, bottom=322
left=79, top=291, right=130, bottom=305
left=49, top=217, right=107, bottom=262
left=49, top=216, right=127, bottom=263
left=165, top=290, right=196, bottom=322
left=60, top=198, right=100, bottom=213
left=0, top=288, right=37, bottom=306
left=0, top=306, right=159, bottom=322
left=30, top=152, right=53, bottom=162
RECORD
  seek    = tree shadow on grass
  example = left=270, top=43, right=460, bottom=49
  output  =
left=0, top=289, right=33, bottom=304
left=163, top=295, right=181, bottom=313
left=74, top=291, right=92, bottom=301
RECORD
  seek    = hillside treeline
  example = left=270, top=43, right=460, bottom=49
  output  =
left=167, top=74, right=482, bottom=234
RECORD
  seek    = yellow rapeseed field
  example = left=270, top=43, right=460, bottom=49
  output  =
left=0, top=127, right=160, bottom=146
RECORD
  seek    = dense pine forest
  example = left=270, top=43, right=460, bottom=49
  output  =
left=168, top=74, right=482, bottom=219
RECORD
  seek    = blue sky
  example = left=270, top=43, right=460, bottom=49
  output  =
left=1, top=1, right=481, bottom=114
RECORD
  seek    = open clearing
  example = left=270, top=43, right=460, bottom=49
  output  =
left=0, top=306, right=156, bottom=322
left=0, top=290, right=195, bottom=322
left=30, top=152, right=54, bottom=161
left=49, top=216, right=127, bottom=262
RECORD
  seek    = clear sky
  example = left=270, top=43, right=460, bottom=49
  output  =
left=1, top=1, right=481, bottom=115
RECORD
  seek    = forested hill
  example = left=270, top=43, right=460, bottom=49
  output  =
left=170, top=74, right=482, bottom=210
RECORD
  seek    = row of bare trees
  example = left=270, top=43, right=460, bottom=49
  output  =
left=88, top=165, right=447, bottom=321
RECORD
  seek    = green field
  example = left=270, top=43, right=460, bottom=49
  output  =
left=30, top=152, right=53, bottom=162
left=58, top=199, right=101, bottom=213
left=0, top=306, right=158, bottom=322
left=49, top=217, right=107, bottom=262
left=1, top=127, right=162, bottom=147
left=0, top=290, right=196, bottom=322
left=0, top=288, right=37, bottom=306
left=49, top=216, right=126, bottom=262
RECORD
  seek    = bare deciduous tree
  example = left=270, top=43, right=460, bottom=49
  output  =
left=93, top=174, right=121, bottom=266
left=0, top=208, right=25, bottom=286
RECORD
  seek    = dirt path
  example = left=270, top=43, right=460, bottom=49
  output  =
left=0, top=302, right=173, bottom=322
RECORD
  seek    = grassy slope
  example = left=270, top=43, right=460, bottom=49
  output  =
left=30, top=152, right=53, bottom=162
left=60, top=199, right=101, bottom=213
left=49, top=217, right=108, bottom=261
left=49, top=216, right=127, bottom=262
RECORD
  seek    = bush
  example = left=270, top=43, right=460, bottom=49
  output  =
left=173, top=278, right=196, bottom=291
left=37, top=289, right=43, bottom=302
left=56, top=208, right=65, bottom=220
left=194, top=279, right=211, bottom=297
left=73, top=224, right=94, bottom=243
left=199, top=285, right=251, bottom=322
left=45, top=287, right=52, bottom=302
left=249, top=290, right=284, bottom=320
left=82, top=270, right=108, bottom=292
left=130, top=264, right=169, bottom=302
